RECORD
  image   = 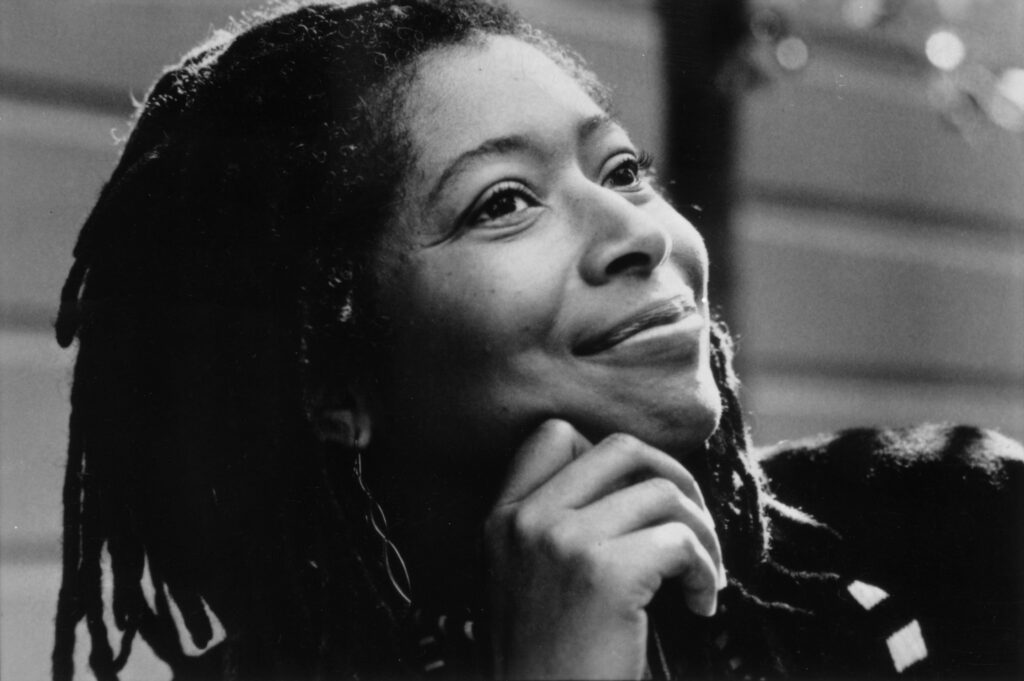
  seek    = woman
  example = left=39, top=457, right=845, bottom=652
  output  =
left=53, top=1, right=1022, bottom=679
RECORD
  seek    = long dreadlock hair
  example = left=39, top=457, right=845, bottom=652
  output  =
left=52, top=2, right=770, bottom=679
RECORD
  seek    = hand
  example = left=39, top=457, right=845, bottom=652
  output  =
left=485, top=419, right=726, bottom=680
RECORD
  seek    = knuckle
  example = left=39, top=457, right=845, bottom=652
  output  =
left=539, top=418, right=574, bottom=440
left=672, top=521, right=695, bottom=544
left=603, top=434, right=667, bottom=472
left=673, top=466, right=698, bottom=493
left=537, top=521, right=579, bottom=560
left=659, top=521, right=697, bottom=554
left=508, top=505, right=544, bottom=543
left=646, top=476, right=681, bottom=503
left=601, top=432, right=641, bottom=452
left=575, top=544, right=614, bottom=585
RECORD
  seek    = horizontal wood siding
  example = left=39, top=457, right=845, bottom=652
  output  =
left=734, top=6, right=1024, bottom=444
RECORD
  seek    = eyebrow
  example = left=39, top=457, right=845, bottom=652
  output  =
left=426, top=112, right=617, bottom=207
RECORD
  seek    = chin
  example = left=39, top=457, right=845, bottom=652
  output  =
left=666, top=396, right=722, bottom=454
left=641, top=375, right=723, bottom=455
left=573, top=376, right=723, bottom=456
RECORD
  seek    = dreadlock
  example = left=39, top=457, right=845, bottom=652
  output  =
left=52, top=2, right=610, bottom=679
left=704, top=318, right=770, bottom=576
left=52, top=1, right=772, bottom=679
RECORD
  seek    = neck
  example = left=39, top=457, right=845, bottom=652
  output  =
left=363, top=440, right=499, bottom=613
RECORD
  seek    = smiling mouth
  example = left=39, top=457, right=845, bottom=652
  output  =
left=573, top=297, right=698, bottom=357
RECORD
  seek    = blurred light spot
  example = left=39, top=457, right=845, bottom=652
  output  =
left=775, top=37, right=809, bottom=71
left=990, top=68, right=1024, bottom=131
left=988, top=97, right=1024, bottom=131
left=996, top=68, right=1024, bottom=109
left=842, top=0, right=886, bottom=29
left=925, top=31, right=965, bottom=71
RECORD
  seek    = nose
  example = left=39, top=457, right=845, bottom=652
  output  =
left=577, top=189, right=673, bottom=286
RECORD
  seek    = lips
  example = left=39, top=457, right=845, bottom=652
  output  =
left=573, top=296, right=698, bottom=357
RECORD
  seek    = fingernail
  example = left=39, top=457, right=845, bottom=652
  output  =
left=686, top=590, right=718, bottom=618
left=704, top=590, right=718, bottom=617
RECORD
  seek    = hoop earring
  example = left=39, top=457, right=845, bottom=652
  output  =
left=353, top=450, right=413, bottom=607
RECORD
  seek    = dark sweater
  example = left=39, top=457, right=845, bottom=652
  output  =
left=344, top=424, right=1024, bottom=679
left=749, top=424, right=1024, bottom=679
left=417, top=425, right=1023, bottom=679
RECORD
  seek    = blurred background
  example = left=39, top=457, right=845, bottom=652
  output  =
left=2, top=0, right=1021, bottom=678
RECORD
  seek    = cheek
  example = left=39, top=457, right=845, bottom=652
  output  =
left=372, top=244, right=570, bottom=458
left=395, top=245, right=566, bottom=359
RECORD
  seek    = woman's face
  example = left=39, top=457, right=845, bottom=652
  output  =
left=371, top=36, right=720, bottom=465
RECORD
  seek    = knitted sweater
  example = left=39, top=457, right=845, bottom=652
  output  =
left=746, top=423, right=1024, bottom=679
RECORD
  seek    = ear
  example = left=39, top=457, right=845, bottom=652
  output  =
left=313, top=383, right=373, bottom=449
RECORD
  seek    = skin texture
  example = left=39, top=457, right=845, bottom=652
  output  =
left=362, top=36, right=726, bottom=678
left=374, top=36, right=720, bottom=460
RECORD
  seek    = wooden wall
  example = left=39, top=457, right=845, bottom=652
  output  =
left=3, top=4, right=254, bottom=678
left=733, top=4, right=1024, bottom=445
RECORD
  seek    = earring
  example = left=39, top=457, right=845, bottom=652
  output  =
left=353, top=450, right=413, bottom=607
left=315, top=391, right=410, bottom=605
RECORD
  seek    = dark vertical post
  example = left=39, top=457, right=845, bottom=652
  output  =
left=658, top=0, right=746, bottom=330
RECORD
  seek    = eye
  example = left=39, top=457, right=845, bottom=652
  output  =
left=602, top=150, right=654, bottom=191
left=468, top=181, right=541, bottom=226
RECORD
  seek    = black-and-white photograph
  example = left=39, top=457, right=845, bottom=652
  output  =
left=2, top=1, right=1022, bottom=679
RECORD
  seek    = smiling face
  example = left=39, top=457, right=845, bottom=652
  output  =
left=369, top=35, right=721, bottom=467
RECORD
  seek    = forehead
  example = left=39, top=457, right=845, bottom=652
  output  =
left=402, top=35, right=607, bottom=166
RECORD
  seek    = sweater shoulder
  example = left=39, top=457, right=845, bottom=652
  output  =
left=759, top=423, right=1024, bottom=608
left=757, top=425, right=1024, bottom=675
left=759, top=423, right=1023, bottom=487
left=759, top=424, right=1023, bottom=529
